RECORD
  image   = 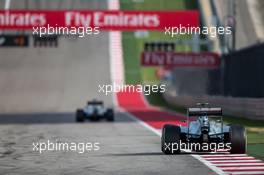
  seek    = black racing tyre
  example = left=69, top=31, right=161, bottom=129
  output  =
left=76, top=109, right=85, bottom=122
left=229, top=124, right=246, bottom=154
left=106, top=109, right=114, bottom=122
left=161, top=124, right=181, bottom=154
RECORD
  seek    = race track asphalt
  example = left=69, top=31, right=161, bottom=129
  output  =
left=0, top=1, right=215, bottom=174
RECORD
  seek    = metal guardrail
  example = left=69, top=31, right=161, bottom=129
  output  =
left=162, top=87, right=264, bottom=120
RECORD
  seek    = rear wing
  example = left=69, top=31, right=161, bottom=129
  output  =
left=188, top=107, right=222, bottom=116
left=88, top=101, right=103, bottom=105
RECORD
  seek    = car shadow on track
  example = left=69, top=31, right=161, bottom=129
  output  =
left=105, top=152, right=164, bottom=157
left=0, top=112, right=75, bottom=124
left=0, top=110, right=186, bottom=125
left=106, top=151, right=229, bottom=157
left=0, top=111, right=125, bottom=124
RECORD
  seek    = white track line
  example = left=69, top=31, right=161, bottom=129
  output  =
left=227, top=171, right=264, bottom=174
left=108, top=0, right=124, bottom=88
left=108, top=0, right=119, bottom=9
left=221, top=166, right=264, bottom=170
left=108, top=0, right=124, bottom=106
left=109, top=31, right=124, bottom=86
left=211, top=160, right=263, bottom=163
left=205, top=157, right=256, bottom=160
left=202, top=154, right=247, bottom=157
left=5, top=0, right=11, bottom=9
left=215, top=163, right=264, bottom=166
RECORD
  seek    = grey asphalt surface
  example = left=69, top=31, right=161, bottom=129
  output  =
left=0, top=1, right=215, bottom=174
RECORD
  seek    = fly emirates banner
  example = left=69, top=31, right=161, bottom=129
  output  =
left=0, top=10, right=199, bottom=30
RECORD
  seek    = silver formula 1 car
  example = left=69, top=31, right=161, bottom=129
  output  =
left=161, top=103, right=246, bottom=154
left=76, top=99, right=114, bottom=122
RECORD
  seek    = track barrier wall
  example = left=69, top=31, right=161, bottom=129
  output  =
left=163, top=43, right=264, bottom=120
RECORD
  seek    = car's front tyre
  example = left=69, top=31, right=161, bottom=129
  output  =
left=76, top=109, right=85, bottom=122
left=106, top=109, right=114, bottom=122
left=161, top=124, right=181, bottom=154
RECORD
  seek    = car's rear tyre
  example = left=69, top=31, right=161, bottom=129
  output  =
left=161, top=124, right=181, bottom=154
left=106, top=109, right=114, bottom=122
left=76, top=109, right=85, bottom=122
left=229, top=124, right=246, bottom=154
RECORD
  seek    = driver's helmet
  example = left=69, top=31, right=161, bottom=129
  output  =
left=198, top=116, right=209, bottom=126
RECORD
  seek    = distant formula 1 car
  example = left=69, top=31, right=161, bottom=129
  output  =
left=76, top=99, right=114, bottom=122
left=161, top=103, right=246, bottom=154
